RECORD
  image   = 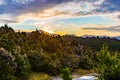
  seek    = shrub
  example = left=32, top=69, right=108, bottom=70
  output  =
left=95, top=44, right=120, bottom=80
left=61, top=67, right=72, bottom=80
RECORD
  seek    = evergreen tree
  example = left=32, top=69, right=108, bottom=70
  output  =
left=95, top=44, right=120, bottom=80
left=61, top=67, right=72, bottom=80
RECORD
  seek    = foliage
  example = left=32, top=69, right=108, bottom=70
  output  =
left=0, top=24, right=80, bottom=76
left=61, top=67, right=72, bottom=80
left=79, top=47, right=94, bottom=69
left=94, top=44, right=120, bottom=80
left=62, top=36, right=120, bottom=51
left=0, top=47, right=30, bottom=80
left=15, top=51, right=31, bottom=80
left=0, top=48, right=17, bottom=80
left=0, top=24, right=120, bottom=79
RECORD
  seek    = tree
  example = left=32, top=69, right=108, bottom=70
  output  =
left=14, top=47, right=31, bottom=80
left=0, top=48, right=17, bottom=80
left=95, top=44, right=120, bottom=80
left=0, top=47, right=31, bottom=80
left=61, top=67, right=72, bottom=80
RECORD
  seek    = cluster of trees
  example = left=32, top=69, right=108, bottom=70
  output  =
left=0, top=48, right=30, bottom=80
left=63, top=35, right=120, bottom=51
left=0, top=24, right=120, bottom=80
left=61, top=44, right=120, bottom=80
left=0, top=24, right=80, bottom=79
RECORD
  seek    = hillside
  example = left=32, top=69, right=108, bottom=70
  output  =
left=0, top=24, right=120, bottom=80
left=62, top=35, right=120, bottom=51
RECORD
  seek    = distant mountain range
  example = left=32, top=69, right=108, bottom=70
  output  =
left=81, top=35, right=120, bottom=40
left=114, top=36, right=120, bottom=40
left=64, top=34, right=120, bottom=40
left=28, top=30, right=120, bottom=41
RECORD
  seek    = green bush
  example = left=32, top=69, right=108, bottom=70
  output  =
left=61, top=67, right=72, bottom=80
left=0, top=48, right=17, bottom=80
left=95, top=44, right=120, bottom=80
left=0, top=48, right=31, bottom=80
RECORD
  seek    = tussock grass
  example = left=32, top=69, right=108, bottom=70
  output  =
left=28, top=72, right=52, bottom=80
left=74, top=68, right=94, bottom=76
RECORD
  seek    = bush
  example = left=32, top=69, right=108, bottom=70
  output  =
left=61, top=67, right=72, bottom=80
left=0, top=48, right=31, bottom=80
left=0, top=48, right=17, bottom=80
left=95, top=44, right=120, bottom=80
left=15, top=53, right=31, bottom=80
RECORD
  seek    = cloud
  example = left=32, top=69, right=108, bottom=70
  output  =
left=82, top=25, right=120, bottom=32
left=0, top=19, right=18, bottom=23
left=0, top=14, right=19, bottom=23
left=0, top=0, right=5, bottom=5
left=1, top=0, right=120, bottom=20
left=11, top=0, right=35, bottom=4
left=0, top=0, right=120, bottom=27
left=0, top=0, right=72, bottom=15
left=14, top=0, right=120, bottom=20
left=12, top=0, right=106, bottom=19
left=101, top=0, right=120, bottom=12
left=36, top=0, right=105, bottom=17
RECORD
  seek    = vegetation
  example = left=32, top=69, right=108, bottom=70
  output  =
left=63, top=35, right=120, bottom=51
left=28, top=72, right=52, bottom=80
left=74, top=68, right=94, bottom=75
left=0, top=48, right=30, bottom=80
left=94, top=44, right=120, bottom=80
left=61, top=67, right=72, bottom=80
left=0, top=24, right=120, bottom=79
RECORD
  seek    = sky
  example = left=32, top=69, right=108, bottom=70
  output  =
left=0, top=0, right=120, bottom=36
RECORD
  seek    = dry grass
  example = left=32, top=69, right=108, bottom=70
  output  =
left=74, top=68, right=94, bottom=76
left=28, top=72, right=52, bottom=80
